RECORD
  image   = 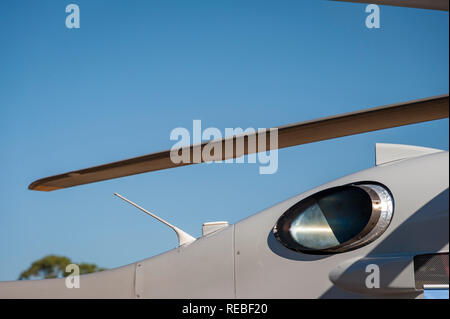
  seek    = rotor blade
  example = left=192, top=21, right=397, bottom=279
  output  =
left=29, top=94, right=449, bottom=191
left=333, top=0, right=449, bottom=11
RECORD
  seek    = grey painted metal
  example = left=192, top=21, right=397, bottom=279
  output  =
left=234, top=150, right=448, bottom=298
left=329, top=256, right=417, bottom=295
left=1, top=148, right=448, bottom=298
left=2, top=0, right=448, bottom=300
left=375, top=143, right=443, bottom=166
left=0, top=263, right=136, bottom=299
left=135, top=225, right=235, bottom=298
left=423, top=284, right=449, bottom=289
left=202, top=221, right=230, bottom=236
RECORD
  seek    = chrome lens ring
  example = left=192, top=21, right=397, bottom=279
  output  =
left=349, top=184, right=394, bottom=249
left=273, top=183, right=394, bottom=254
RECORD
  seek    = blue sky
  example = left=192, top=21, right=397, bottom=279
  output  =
left=0, top=0, right=448, bottom=281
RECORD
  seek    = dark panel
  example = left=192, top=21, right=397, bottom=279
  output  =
left=414, top=253, right=449, bottom=289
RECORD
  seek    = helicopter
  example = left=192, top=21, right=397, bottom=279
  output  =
left=0, top=0, right=448, bottom=299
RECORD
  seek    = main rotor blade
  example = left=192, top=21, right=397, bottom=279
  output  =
left=333, top=0, right=449, bottom=11
left=29, top=94, right=449, bottom=191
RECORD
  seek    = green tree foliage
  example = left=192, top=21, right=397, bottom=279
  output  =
left=18, top=255, right=106, bottom=280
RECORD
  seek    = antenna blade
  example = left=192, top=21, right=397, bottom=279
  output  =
left=29, top=94, right=449, bottom=191
left=333, top=0, right=449, bottom=11
left=114, top=193, right=196, bottom=246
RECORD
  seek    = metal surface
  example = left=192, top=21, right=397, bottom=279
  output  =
left=234, top=151, right=448, bottom=298
left=334, top=0, right=449, bottom=11
left=0, top=0, right=448, bottom=300
left=28, top=95, right=449, bottom=192
left=136, top=225, right=235, bottom=298
left=423, top=284, right=449, bottom=289
left=414, top=253, right=449, bottom=289
left=202, top=222, right=230, bottom=236
left=0, top=148, right=448, bottom=298
left=273, top=184, right=394, bottom=254
left=375, top=143, right=443, bottom=166
left=114, top=193, right=196, bottom=247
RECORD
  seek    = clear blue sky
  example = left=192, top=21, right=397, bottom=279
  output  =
left=0, top=0, right=448, bottom=281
